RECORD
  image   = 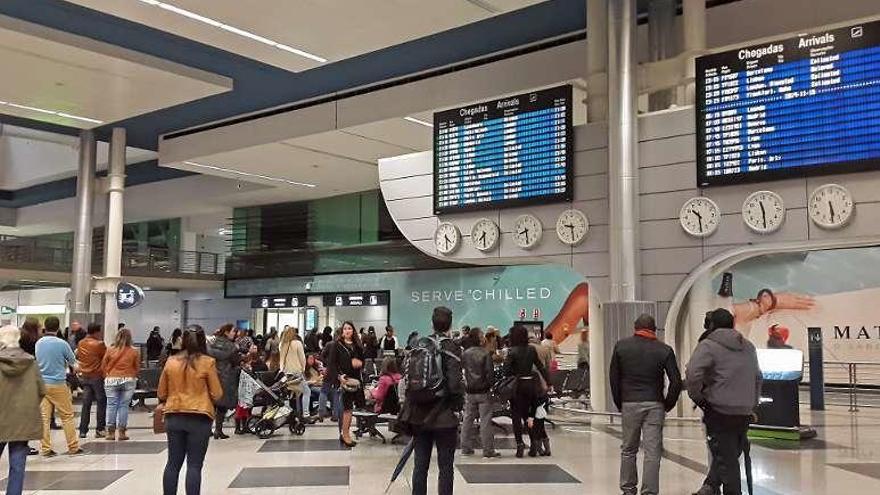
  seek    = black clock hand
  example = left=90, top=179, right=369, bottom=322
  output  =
left=444, top=235, right=451, bottom=249
left=760, top=201, right=767, bottom=229
left=691, top=209, right=704, bottom=233
left=478, top=231, right=487, bottom=247
left=828, top=200, right=835, bottom=222
left=519, top=228, right=529, bottom=239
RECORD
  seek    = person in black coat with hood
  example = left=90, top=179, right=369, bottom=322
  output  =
left=207, top=324, right=241, bottom=439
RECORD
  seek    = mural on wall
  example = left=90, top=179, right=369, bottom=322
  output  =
left=715, top=246, right=880, bottom=380
left=227, top=264, right=590, bottom=344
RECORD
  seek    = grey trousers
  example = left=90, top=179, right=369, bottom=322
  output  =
left=620, top=401, right=665, bottom=495
left=461, top=393, right=495, bottom=454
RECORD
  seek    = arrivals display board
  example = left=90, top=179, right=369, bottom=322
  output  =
left=696, top=20, right=880, bottom=187
left=433, top=85, right=573, bottom=213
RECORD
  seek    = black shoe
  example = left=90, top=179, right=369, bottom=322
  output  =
left=41, top=450, right=57, bottom=458
left=540, top=438, right=551, bottom=456
left=339, top=436, right=356, bottom=448
left=50, top=423, right=61, bottom=431
left=515, top=444, right=526, bottom=458
left=461, top=449, right=475, bottom=456
left=28, top=448, right=38, bottom=456
left=79, top=432, right=87, bottom=439
left=483, top=451, right=502, bottom=459
left=528, top=445, right=539, bottom=457
left=214, top=431, right=229, bottom=440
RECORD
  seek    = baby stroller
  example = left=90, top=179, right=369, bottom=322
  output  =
left=247, top=371, right=307, bottom=439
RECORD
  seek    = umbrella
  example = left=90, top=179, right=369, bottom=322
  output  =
left=385, top=437, right=415, bottom=494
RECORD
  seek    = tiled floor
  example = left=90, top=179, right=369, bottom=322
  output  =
left=3, top=406, right=880, bottom=494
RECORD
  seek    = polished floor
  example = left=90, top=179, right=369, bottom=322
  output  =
left=2, top=405, right=880, bottom=494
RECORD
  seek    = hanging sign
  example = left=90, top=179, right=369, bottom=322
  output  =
left=117, top=282, right=145, bottom=310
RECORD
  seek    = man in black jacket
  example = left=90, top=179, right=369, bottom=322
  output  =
left=610, top=314, right=683, bottom=495
left=459, top=328, right=500, bottom=459
left=399, top=307, right=464, bottom=495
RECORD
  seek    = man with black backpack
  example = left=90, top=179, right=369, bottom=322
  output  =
left=460, top=327, right=500, bottom=459
left=399, top=306, right=464, bottom=495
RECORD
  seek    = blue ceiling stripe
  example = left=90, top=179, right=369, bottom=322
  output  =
left=2, top=0, right=587, bottom=150
left=0, top=160, right=196, bottom=208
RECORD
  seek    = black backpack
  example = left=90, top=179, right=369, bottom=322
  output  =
left=404, top=335, right=456, bottom=404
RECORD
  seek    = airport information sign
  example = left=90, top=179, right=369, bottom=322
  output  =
left=434, top=85, right=572, bottom=213
left=696, top=20, right=880, bottom=186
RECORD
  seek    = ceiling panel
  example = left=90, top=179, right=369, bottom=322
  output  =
left=0, top=21, right=230, bottom=129
left=66, top=0, right=544, bottom=72
left=282, top=130, right=416, bottom=163
left=343, top=118, right=433, bottom=152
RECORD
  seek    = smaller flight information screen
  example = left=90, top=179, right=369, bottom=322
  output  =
left=696, top=19, right=880, bottom=187
left=434, top=85, right=572, bottom=214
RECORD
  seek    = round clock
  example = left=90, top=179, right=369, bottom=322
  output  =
left=434, top=222, right=460, bottom=255
left=809, top=184, right=854, bottom=229
left=471, top=218, right=500, bottom=252
left=679, top=197, right=720, bottom=237
left=513, top=214, right=543, bottom=250
left=742, top=190, right=785, bottom=234
left=556, top=209, right=589, bottom=246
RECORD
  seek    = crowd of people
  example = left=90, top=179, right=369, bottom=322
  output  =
left=0, top=305, right=763, bottom=495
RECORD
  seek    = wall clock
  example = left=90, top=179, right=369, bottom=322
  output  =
left=679, top=197, right=720, bottom=237
left=434, top=222, right=460, bottom=255
left=809, top=184, right=853, bottom=229
left=512, top=214, right=543, bottom=250
left=471, top=218, right=500, bottom=251
left=742, top=191, right=785, bottom=234
left=556, top=209, right=590, bottom=246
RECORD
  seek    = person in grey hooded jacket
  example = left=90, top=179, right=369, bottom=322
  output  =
left=686, top=308, right=762, bottom=495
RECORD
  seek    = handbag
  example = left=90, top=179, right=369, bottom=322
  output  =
left=341, top=377, right=361, bottom=393
left=153, top=403, right=166, bottom=434
left=491, top=375, right=517, bottom=402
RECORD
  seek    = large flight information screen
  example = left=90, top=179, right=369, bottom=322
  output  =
left=434, top=85, right=572, bottom=214
left=696, top=20, right=880, bottom=187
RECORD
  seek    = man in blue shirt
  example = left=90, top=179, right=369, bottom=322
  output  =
left=35, top=316, right=83, bottom=456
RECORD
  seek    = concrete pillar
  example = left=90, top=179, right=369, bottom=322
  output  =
left=648, top=0, right=677, bottom=110
left=607, top=0, right=640, bottom=302
left=102, top=128, right=126, bottom=342
left=681, top=0, right=707, bottom=105
left=586, top=0, right=608, bottom=122
left=69, top=130, right=97, bottom=322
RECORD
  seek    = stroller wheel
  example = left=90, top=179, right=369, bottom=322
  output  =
left=290, top=422, right=306, bottom=436
left=246, top=417, right=260, bottom=434
left=255, top=423, right=273, bottom=439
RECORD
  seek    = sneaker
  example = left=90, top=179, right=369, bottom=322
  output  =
left=482, top=451, right=502, bottom=459
left=79, top=432, right=87, bottom=439
left=95, top=430, right=106, bottom=439
left=461, top=449, right=475, bottom=456
left=41, top=450, right=58, bottom=458
left=28, top=448, right=38, bottom=456
left=67, top=448, right=86, bottom=456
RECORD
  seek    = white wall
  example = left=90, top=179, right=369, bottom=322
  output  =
left=328, top=305, right=388, bottom=332
left=118, top=291, right=182, bottom=343
left=184, top=295, right=252, bottom=335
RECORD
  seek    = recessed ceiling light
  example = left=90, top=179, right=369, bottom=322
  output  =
left=403, top=116, right=433, bottom=128
left=0, top=100, right=103, bottom=124
left=183, top=161, right=316, bottom=188
left=136, top=0, right=327, bottom=64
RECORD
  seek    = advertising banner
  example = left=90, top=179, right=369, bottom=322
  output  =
left=715, top=246, right=880, bottom=383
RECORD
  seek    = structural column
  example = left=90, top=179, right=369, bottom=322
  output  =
left=648, top=0, right=677, bottom=111
left=102, top=128, right=126, bottom=341
left=607, top=0, right=640, bottom=302
left=586, top=0, right=609, bottom=122
left=69, top=130, right=97, bottom=322
left=681, top=0, right=707, bottom=105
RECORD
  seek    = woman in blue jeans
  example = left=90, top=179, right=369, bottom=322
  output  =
left=159, top=329, right=223, bottom=495
left=0, top=325, right=45, bottom=495
left=102, top=328, right=141, bottom=441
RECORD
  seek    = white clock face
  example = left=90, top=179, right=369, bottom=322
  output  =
left=742, top=191, right=785, bottom=234
left=434, top=222, right=460, bottom=255
left=809, top=184, right=854, bottom=229
left=513, top=214, right=543, bottom=250
left=679, top=197, right=720, bottom=237
left=471, top=218, right=500, bottom=252
left=556, top=209, right=589, bottom=246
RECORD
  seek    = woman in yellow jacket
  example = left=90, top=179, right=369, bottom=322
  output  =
left=159, top=328, right=222, bottom=495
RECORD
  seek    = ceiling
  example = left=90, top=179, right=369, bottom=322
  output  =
left=0, top=14, right=231, bottom=129
left=66, top=0, right=545, bottom=72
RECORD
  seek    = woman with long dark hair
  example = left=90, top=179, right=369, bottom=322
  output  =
left=503, top=324, right=549, bottom=458
left=326, top=321, right=364, bottom=448
left=206, top=324, right=240, bottom=439
left=159, top=330, right=223, bottom=495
